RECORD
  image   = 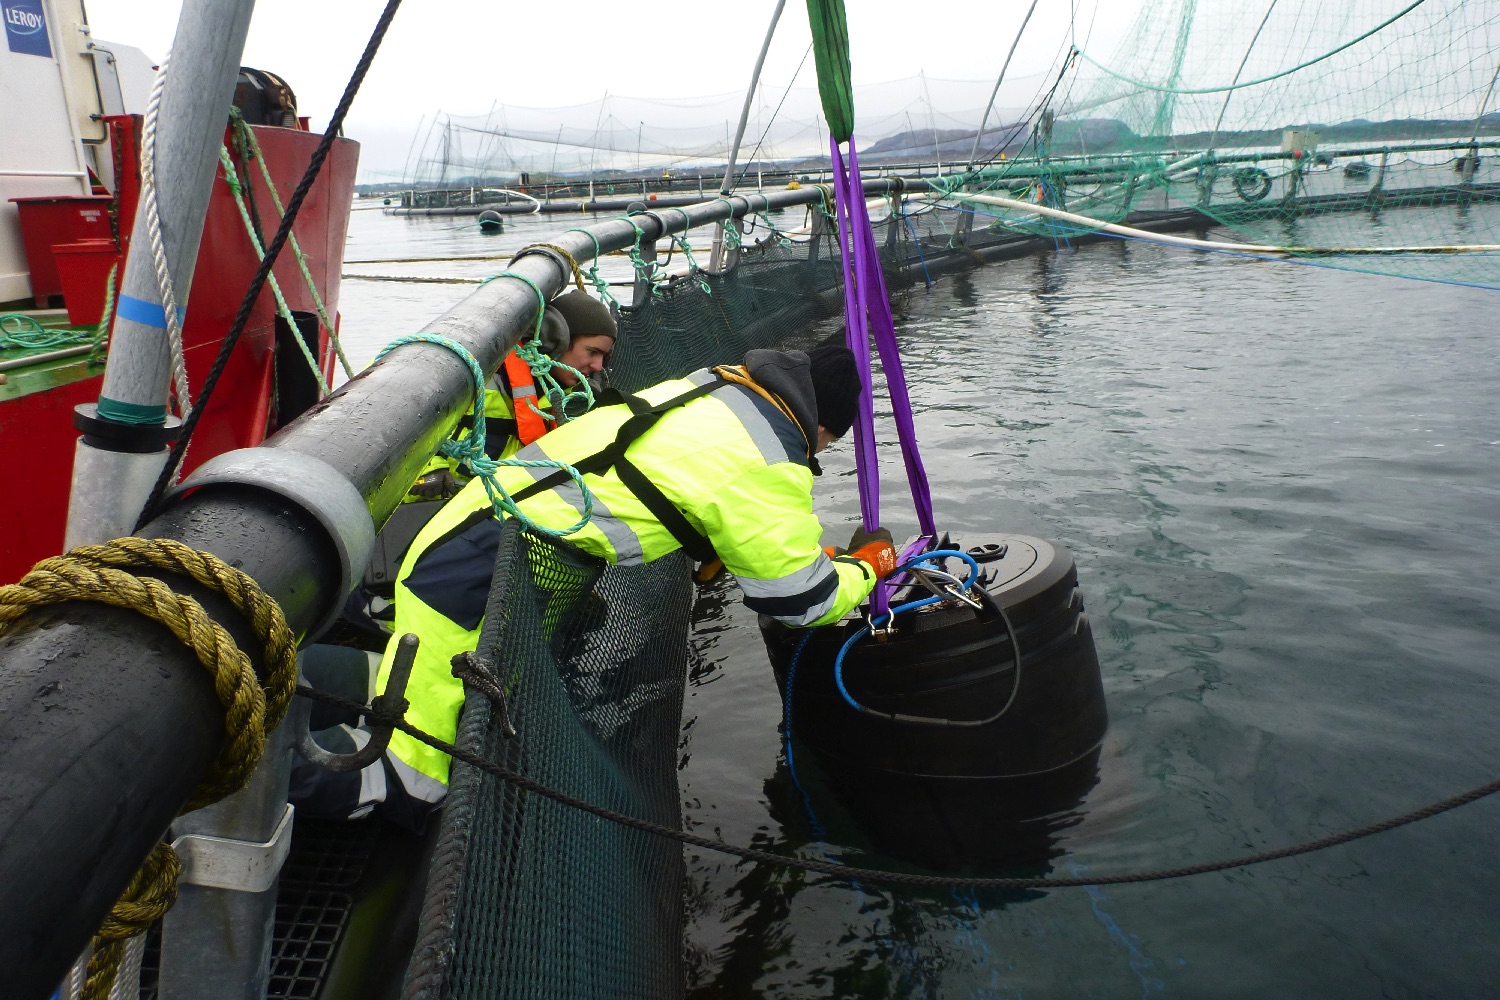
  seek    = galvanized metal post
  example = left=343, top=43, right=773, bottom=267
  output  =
left=65, top=0, right=257, bottom=548
left=711, top=0, right=785, bottom=272
left=631, top=232, right=659, bottom=309
left=158, top=703, right=304, bottom=1000
left=1370, top=149, right=1390, bottom=207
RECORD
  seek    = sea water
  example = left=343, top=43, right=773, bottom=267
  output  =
left=339, top=203, right=1500, bottom=998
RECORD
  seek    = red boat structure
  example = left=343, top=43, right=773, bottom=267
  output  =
left=0, top=6, right=356, bottom=584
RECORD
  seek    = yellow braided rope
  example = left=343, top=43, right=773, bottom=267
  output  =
left=82, top=842, right=181, bottom=1000
left=0, top=536, right=298, bottom=1000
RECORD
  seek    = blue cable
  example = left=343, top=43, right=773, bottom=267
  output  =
left=899, top=204, right=934, bottom=289
left=782, top=630, right=828, bottom=842
left=832, top=549, right=981, bottom=716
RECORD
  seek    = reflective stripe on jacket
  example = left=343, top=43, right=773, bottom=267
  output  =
left=378, top=366, right=876, bottom=791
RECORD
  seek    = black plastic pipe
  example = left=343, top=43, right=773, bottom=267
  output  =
left=0, top=492, right=339, bottom=998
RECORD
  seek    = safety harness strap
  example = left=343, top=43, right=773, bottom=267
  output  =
left=509, top=380, right=725, bottom=560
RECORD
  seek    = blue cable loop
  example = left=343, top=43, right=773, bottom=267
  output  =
left=832, top=549, right=982, bottom=715
left=781, top=631, right=830, bottom=841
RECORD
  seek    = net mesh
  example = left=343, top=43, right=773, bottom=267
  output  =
left=924, top=0, right=1500, bottom=287
left=402, top=520, right=692, bottom=1000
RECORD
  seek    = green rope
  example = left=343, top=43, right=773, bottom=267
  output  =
left=1072, top=0, right=1426, bottom=96
left=477, top=270, right=596, bottom=421
left=0, top=314, right=77, bottom=350
left=375, top=333, right=595, bottom=538
left=622, top=220, right=668, bottom=298
left=220, top=144, right=333, bottom=396
left=561, top=228, right=619, bottom=308
left=712, top=198, right=745, bottom=251
left=751, top=212, right=795, bottom=249
left=227, top=112, right=357, bottom=380
left=0, top=261, right=117, bottom=354
left=88, top=262, right=118, bottom=365
left=662, top=208, right=712, bottom=295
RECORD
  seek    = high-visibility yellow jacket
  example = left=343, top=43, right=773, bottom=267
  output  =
left=376, top=349, right=877, bottom=802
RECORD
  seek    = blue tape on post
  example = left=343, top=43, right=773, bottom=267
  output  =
left=115, top=294, right=186, bottom=329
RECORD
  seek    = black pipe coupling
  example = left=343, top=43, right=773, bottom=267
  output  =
left=166, top=447, right=376, bottom=640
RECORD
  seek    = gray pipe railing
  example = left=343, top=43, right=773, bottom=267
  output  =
left=0, top=179, right=926, bottom=998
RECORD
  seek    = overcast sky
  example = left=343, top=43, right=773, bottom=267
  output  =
left=83, top=0, right=1139, bottom=181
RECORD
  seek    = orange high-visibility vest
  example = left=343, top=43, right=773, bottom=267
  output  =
left=502, top=351, right=548, bottom=447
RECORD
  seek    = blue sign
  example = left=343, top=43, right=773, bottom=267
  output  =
left=3, top=1, right=52, bottom=58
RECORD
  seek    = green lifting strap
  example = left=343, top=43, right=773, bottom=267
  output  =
left=805, top=0, right=854, bottom=143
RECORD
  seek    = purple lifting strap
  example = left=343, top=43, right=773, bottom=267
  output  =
left=828, top=136, right=937, bottom=614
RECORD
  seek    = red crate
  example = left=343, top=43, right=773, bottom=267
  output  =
left=8, top=195, right=115, bottom=304
left=54, top=239, right=122, bottom=326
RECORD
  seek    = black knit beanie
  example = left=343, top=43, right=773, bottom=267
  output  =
left=806, top=343, right=862, bottom=438
left=548, top=290, right=617, bottom=342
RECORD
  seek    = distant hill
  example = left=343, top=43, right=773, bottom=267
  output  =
left=376, top=112, right=1500, bottom=192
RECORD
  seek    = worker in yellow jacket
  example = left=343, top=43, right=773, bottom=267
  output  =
left=291, top=344, right=896, bottom=828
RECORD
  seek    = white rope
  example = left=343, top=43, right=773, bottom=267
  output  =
left=141, top=55, right=192, bottom=414
left=947, top=191, right=1500, bottom=257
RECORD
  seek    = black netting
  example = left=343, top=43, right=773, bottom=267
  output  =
left=600, top=198, right=1141, bottom=399
left=606, top=205, right=940, bottom=392
left=403, top=520, right=692, bottom=1000
left=608, top=231, right=838, bottom=391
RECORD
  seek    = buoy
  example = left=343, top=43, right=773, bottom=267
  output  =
left=761, top=533, right=1108, bottom=780
left=477, top=209, right=504, bottom=232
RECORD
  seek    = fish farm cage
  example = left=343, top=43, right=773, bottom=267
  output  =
left=167, top=146, right=1499, bottom=999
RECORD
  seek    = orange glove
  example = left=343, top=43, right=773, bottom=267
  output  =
left=693, top=557, right=725, bottom=585
left=847, top=526, right=897, bottom=578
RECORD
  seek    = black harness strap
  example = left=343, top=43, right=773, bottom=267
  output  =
left=508, top=380, right=726, bottom=561
left=615, top=456, right=716, bottom=563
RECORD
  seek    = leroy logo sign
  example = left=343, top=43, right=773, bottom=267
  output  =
left=3, top=1, right=53, bottom=58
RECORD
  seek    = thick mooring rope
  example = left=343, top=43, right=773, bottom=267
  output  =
left=0, top=537, right=297, bottom=1000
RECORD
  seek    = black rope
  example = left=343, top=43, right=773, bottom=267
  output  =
left=135, top=0, right=406, bottom=529
left=293, top=684, right=1500, bottom=891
